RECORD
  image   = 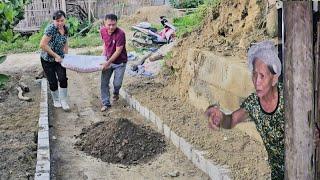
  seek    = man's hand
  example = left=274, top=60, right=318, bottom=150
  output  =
left=101, top=61, right=111, bottom=71
left=205, top=105, right=223, bottom=130
left=55, top=55, right=62, bottom=63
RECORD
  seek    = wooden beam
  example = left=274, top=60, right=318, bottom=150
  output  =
left=61, top=0, right=66, bottom=13
left=283, top=1, right=315, bottom=179
left=316, top=21, right=320, bottom=180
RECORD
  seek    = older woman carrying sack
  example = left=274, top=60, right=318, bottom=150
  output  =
left=39, top=10, right=70, bottom=111
left=206, top=40, right=284, bottom=179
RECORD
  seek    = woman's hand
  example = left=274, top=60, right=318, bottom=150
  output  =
left=55, top=55, right=62, bottom=63
left=205, top=105, right=223, bottom=130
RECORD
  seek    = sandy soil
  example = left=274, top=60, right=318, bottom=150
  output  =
left=0, top=64, right=42, bottom=179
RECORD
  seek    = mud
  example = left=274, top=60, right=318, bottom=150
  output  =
left=75, top=118, right=166, bottom=165
left=0, top=68, right=41, bottom=180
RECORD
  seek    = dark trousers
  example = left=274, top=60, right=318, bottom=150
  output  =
left=41, top=58, right=68, bottom=91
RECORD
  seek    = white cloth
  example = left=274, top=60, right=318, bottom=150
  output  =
left=61, top=54, right=106, bottom=73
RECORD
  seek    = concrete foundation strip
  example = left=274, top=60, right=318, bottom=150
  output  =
left=32, top=79, right=231, bottom=179
left=119, top=89, right=231, bottom=180
left=35, top=79, right=50, bottom=180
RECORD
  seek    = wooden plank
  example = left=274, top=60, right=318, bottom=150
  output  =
left=283, top=1, right=315, bottom=180
left=316, top=21, right=320, bottom=180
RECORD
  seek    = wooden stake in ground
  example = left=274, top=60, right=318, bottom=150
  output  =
left=283, top=1, right=315, bottom=179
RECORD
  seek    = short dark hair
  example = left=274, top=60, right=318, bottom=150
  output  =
left=53, top=10, right=66, bottom=20
left=104, top=14, right=118, bottom=21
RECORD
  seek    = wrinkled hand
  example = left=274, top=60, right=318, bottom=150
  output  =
left=55, top=55, right=62, bottom=63
left=205, top=105, right=223, bottom=130
left=101, top=61, right=111, bottom=71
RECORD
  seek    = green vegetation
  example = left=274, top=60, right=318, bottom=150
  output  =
left=151, top=23, right=163, bottom=31
left=173, top=0, right=220, bottom=37
left=66, top=16, right=80, bottom=36
left=0, top=0, right=30, bottom=43
left=0, top=55, right=8, bottom=89
left=69, top=33, right=101, bottom=48
left=0, top=74, right=9, bottom=89
left=170, top=0, right=203, bottom=8
left=164, top=51, right=173, bottom=61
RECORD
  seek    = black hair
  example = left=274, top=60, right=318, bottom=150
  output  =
left=104, top=14, right=118, bottom=21
left=53, top=10, right=66, bottom=20
left=52, top=10, right=68, bottom=36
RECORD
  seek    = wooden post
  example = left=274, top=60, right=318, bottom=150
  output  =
left=315, top=21, right=320, bottom=180
left=61, top=0, right=66, bottom=13
left=283, top=1, right=315, bottom=180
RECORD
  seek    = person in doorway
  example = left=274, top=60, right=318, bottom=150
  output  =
left=100, top=14, right=127, bottom=112
left=206, top=40, right=284, bottom=179
left=39, top=10, right=70, bottom=111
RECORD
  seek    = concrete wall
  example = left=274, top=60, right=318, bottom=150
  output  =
left=180, top=48, right=254, bottom=112
left=176, top=48, right=263, bottom=142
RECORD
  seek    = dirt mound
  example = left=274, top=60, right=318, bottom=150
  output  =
left=75, top=118, right=166, bottom=165
left=163, top=0, right=275, bottom=109
left=121, top=5, right=183, bottom=25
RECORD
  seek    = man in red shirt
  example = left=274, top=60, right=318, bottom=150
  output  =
left=100, top=14, right=127, bottom=111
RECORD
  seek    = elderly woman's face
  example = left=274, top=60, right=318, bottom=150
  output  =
left=252, top=59, right=277, bottom=98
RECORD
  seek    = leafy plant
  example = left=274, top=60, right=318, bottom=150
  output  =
left=28, top=20, right=49, bottom=44
left=0, top=55, right=8, bottom=89
left=170, top=0, right=203, bottom=8
left=67, top=16, right=80, bottom=36
left=0, top=55, right=6, bottom=64
left=0, top=0, right=30, bottom=43
left=173, top=0, right=220, bottom=37
left=69, top=33, right=101, bottom=48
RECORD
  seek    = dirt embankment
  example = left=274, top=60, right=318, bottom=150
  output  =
left=166, top=0, right=277, bottom=105
left=121, top=5, right=182, bottom=25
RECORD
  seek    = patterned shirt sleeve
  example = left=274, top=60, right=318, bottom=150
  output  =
left=240, top=93, right=257, bottom=122
left=44, top=24, right=55, bottom=37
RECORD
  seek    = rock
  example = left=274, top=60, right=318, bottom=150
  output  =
left=117, top=151, right=125, bottom=159
left=168, top=170, right=180, bottom=177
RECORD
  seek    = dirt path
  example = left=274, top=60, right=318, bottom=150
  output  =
left=0, top=47, right=102, bottom=73
left=50, top=71, right=209, bottom=179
